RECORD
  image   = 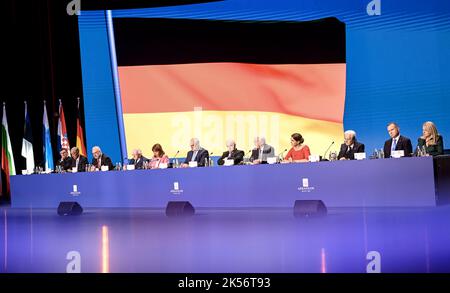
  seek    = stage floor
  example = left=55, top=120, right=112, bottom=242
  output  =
left=1, top=206, right=450, bottom=273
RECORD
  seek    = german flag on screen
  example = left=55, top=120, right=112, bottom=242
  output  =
left=114, top=17, right=346, bottom=157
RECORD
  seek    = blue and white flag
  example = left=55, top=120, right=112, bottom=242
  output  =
left=43, top=101, right=54, bottom=172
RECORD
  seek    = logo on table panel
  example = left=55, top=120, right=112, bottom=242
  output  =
left=70, top=184, right=81, bottom=196
left=298, top=178, right=315, bottom=193
left=170, top=181, right=184, bottom=195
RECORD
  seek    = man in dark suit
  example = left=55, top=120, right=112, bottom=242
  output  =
left=383, top=122, right=413, bottom=158
left=182, top=138, right=209, bottom=167
left=218, top=139, right=245, bottom=165
left=250, top=136, right=275, bottom=164
left=57, top=148, right=73, bottom=171
left=91, top=146, right=114, bottom=170
left=70, top=147, right=88, bottom=172
left=338, top=130, right=365, bottom=160
left=128, top=149, right=148, bottom=169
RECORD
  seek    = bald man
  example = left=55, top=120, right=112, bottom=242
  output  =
left=217, top=139, right=245, bottom=165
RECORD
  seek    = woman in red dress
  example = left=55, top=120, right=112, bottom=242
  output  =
left=283, top=133, right=310, bottom=163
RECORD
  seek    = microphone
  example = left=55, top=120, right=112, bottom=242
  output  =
left=244, top=150, right=252, bottom=163
left=278, top=149, right=288, bottom=162
left=170, top=150, right=180, bottom=168
left=172, top=150, right=180, bottom=159
left=323, top=141, right=335, bottom=160
left=206, top=152, right=213, bottom=167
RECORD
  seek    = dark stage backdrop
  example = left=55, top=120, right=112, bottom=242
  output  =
left=1, top=1, right=84, bottom=198
left=1, top=0, right=204, bottom=198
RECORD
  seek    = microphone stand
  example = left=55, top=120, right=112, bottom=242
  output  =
left=277, top=149, right=287, bottom=163
left=322, top=141, right=335, bottom=161
left=171, top=150, right=180, bottom=168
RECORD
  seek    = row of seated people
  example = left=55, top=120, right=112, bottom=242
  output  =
left=56, top=121, right=444, bottom=171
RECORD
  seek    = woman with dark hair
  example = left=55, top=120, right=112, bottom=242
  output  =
left=283, top=133, right=310, bottom=163
left=149, top=143, right=170, bottom=169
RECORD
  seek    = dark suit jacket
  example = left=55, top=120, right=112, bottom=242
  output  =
left=57, top=157, right=73, bottom=171
left=337, top=141, right=365, bottom=160
left=217, top=150, right=245, bottom=165
left=128, top=156, right=149, bottom=169
left=91, top=154, right=114, bottom=170
left=417, top=135, right=444, bottom=156
left=71, top=155, right=89, bottom=172
left=183, top=148, right=209, bottom=167
left=383, top=135, right=413, bottom=158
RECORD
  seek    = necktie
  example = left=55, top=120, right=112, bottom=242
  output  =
left=391, top=138, right=397, bottom=152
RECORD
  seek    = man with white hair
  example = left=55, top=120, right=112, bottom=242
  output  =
left=128, top=149, right=148, bottom=169
left=250, top=136, right=275, bottom=164
left=91, top=146, right=114, bottom=170
left=337, top=130, right=365, bottom=160
left=181, top=138, right=210, bottom=167
left=70, top=146, right=88, bottom=172
left=217, top=139, right=245, bottom=165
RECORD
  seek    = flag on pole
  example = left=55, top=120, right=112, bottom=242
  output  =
left=21, top=101, right=35, bottom=173
left=43, top=101, right=54, bottom=172
left=2, top=103, right=16, bottom=196
left=76, top=98, right=87, bottom=156
left=57, top=99, right=70, bottom=152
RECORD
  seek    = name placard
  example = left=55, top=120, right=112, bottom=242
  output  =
left=391, top=150, right=405, bottom=158
left=354, top=152, right=366, bottom=160
left=224, top=159, right=234, bottom=166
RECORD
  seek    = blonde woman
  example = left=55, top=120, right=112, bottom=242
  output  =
left=417, top=121, right=444, bottom=156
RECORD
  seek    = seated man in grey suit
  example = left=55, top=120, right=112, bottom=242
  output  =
left=181, top=138, right=210, bottom=167
left=250, top=136, right=275, bottom=164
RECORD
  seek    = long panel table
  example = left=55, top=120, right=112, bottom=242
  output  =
left=10, top=157, right=436, bottom=208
